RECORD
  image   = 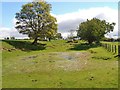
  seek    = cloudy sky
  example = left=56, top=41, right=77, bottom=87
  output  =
left=0, top=1, right=118, bottom=39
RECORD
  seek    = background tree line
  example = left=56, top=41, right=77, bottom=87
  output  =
left=15, top=1, right=116, bottom=45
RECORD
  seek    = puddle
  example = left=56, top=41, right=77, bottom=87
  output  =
left=59, top=53, right=75, bottom=61
left=58, top=52, right=87, bottom=61
left=54, top=52, right=90, bottom=71
left=20, top=52, right=90, bottom=71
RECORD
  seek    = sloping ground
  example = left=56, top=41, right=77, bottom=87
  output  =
left=1, top=40, right=118, bottom=88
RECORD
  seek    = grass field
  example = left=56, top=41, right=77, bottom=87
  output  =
left=1, top=40, right=118, bottom=88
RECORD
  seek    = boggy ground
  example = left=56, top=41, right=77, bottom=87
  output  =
left=1, top=40, right=118, bottom=88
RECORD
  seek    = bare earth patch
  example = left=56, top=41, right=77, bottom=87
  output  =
left=19, top=52, right=90, bottom=72
left=55, top=52, right=90, bottom=71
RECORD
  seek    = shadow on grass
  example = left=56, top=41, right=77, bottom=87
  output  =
left=3, top=40, right=46, bottom=52
left=69, top=43, right=100, bottom=51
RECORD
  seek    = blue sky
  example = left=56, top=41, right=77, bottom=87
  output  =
left=51, top=2, right=117, bottom=14
left=2, top=2, right=117, bottom=28
left=0, top=2, right=118, bottom=39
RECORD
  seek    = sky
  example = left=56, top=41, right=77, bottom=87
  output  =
left=0, top=1, right=119, bottom=39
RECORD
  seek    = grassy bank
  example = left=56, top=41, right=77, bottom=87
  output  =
left=1, top=40, right=118, bottom=88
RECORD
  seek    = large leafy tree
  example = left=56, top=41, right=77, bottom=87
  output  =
left=15, top=1, right=57, bottom=44
left=77, top=18, right=115, bottom=44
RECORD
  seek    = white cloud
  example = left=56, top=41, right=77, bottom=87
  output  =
left=13, top=18, right=17, bottom=26
left=0, top=27, right=28, bottom=39
left=0, top=18, right=28, bottom=39
left=53, top=7, right=118, bottom=38
left=1, top=6, right=118, bottom=39
left=0, top=27, right=11, bottom=39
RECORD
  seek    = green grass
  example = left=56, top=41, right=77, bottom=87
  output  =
left=101, top=41, right=119, bottom=45
left=1, top=40, right=118, bottom=88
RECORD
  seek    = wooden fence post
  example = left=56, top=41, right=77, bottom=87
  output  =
left=110, top=45, right=111, bottom=52
left=115, top=45, right=116, bottom=53
left=101, top=43, right=119, bottom=55
left=109, top=44, right=111, bottom=52
left=118, top=45, right=120, bottom=56
left=107, top=44, right=109, bottom=51
left=105, top=44, right=107, bottom=49
left=112, top=45, right=114, bottom=52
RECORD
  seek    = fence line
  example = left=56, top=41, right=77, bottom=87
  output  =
left=101, top=43, right=119, bottom=55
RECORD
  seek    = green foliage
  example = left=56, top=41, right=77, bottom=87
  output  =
left=117, top=38, right=120, bottom=42
left=15, top=1, right=57, bottom=44
left=101, top=37, right=114, bottom=42
left=5, top=37, right=9, bottom=40
left=55, top=33, right=63, bottom=39
left=10, top=36, right=15, bottom=40
left=77, top=18, right=115, bottom=44
left=70, top=43, right=99, bottom=51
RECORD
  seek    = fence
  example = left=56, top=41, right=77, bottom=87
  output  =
left=101, top=43, right=120, bottom=56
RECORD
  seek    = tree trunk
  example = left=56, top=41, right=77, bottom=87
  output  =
left=48, top=38, right=51, bottom=41
left=88, top=40, right=92, bottom=44
left=32, top=37, right=38, bottom=45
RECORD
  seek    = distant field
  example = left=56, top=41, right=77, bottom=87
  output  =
left=1, top=40, right=118, bottom=88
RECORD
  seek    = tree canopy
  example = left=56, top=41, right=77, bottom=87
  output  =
left=55, top=33, right=63, bottom=39
left=15, top=1, right=57, bottom=44
left=77, top=18, right=115, bottom=44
